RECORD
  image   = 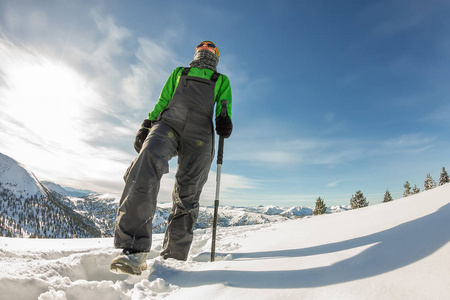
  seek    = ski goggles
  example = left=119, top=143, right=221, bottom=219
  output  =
left=196, top=42, right=216, bottom=49
left=196, top=41, right=219, bottom=57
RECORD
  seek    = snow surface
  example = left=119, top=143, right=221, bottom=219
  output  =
left=1, top=184, right=449, bottom=299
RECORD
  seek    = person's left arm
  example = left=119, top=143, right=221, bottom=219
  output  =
left=214, top=74, right=233, bottom=138
left=214, top=74, right=232, bottom=119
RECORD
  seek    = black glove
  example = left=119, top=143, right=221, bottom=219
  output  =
left=134, top=119, right=152, bottom=153
left=215, top=115, right=233, bottom=138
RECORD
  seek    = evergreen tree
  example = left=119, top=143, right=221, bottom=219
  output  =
left=313, top=197, right=327, bottom=215
left=412, top=185, right=420, bottom=194
left=382, top=189, right=393, bottom=203
left=350, top=190, right=369, bottom=209
left=403, top=181, right=411, bottom=197
left=424, top=173, right=436, bottom=190
left=439, top=167, right=449, bottom=186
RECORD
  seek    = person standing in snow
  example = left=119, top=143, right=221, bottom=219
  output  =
left=110, top=41, right=233, bottom=275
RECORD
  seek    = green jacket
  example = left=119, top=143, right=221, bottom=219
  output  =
left=148, top=67, right=232, bottom=121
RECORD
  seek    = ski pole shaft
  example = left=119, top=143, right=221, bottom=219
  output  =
left=210, top=146, right=222, bottom=262
left=211, top=100, right=228, bottom=262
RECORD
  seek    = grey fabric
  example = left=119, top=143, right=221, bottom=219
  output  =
left=114, top=71, right=216, bottom=260
left=189, top=49, right=219, bottom=71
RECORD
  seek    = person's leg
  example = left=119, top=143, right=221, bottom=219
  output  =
left=114, top=122, right=179, bottom=252
left=161, top=133, right=213, bottom=260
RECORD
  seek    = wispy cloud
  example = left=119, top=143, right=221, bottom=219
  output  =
left=227, top=131, right=437, bottom=170
left=357, top=0, right=445, bottom=39
left=419, top=105, right=450, bottom=125
left=326, top=180, right=345, bottom=188
left=0, top=8, right=182, bottom=193
left=227, top=136, right=364, bottom=167
left=378, top=133, right=436, bottom=155
left=120, top=38, right=181, bottom=111
left=0, top=6, right=262, bottom=198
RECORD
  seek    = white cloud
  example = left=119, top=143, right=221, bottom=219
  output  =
left=326, top=180, right=345, bottom=188
left=420, top=105, right=450, bottom=124
left=225, top=130, right=438, bottom=171
left=121, top=38, right=180, bottom=111
left=379, top=133, right=436, bottom=155
left=0, top=10, right=179, bottom=193
left=0, top=8, right=262, bottom=198
left=0, top=62, right=131, bottom=188
left=226, top=137, right=363, bottom=166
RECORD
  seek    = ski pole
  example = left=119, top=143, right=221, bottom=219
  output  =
left=211, top=99, right=228, bottom=262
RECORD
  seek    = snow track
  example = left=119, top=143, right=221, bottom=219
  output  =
left=0, top=223, right=256, bottom=299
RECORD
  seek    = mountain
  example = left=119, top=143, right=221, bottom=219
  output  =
left=61, top=186, right=96, bottom=198
left=1, top=152, right=348, bottom=239
left=59, top=192, right=120, bottom=237
left=0, top=152, right=45, bottom=197
left=0, top=153, right=100, bottom=238
left=41, top=181, right=69, bottom=196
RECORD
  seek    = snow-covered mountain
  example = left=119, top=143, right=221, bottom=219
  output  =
left=41, top=181, right=69, bottom=196
left=0, top=153, right=100, bottom=238
left=1, top=152, right=349, bottom=239
left=0, top=152, right=45, bottom=197
left=61, top=186, right=96, bottom=198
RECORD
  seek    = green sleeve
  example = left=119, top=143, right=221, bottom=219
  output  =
left=148, top=67, right=182, bottom=121
left=215, top=74, right=232, bottom=119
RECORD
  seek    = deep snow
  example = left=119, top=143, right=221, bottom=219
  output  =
left=1, top=184, right=449, bottom=299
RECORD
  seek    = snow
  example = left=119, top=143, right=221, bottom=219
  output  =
left=42, top=181, right=69, bottom=197
left=1, top=184, right=449, bottom=299
left=0, top=152, right=45, bottom=197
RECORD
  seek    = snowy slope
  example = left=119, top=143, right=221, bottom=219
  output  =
left=0, top=153, right=101, bottom=238
left=1, top=183, right=449, bottom=299
left=0, top=152, right=45, bottom=197
left=42, top=181, right=69, bottom=197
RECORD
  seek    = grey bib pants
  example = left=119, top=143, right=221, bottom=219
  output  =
left=114, top=71, right=217, bottom=260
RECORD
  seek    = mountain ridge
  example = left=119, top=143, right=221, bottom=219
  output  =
left=1, top=152, right=348, bottom=238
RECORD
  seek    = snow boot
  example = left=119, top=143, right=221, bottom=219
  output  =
left=110, top=249, right=148, bottom=275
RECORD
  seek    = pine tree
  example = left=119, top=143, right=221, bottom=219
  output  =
left=439, top=167, right=449, bottom=186
left=350, top=190, right=369, bottom=209
left=424, top=173, right=436, bottom=190
left=403, top=181, right=411, bottom=197
left=412, top=185, right=420, bottom=194
left=313, top=197, right=327, bottom=215
left=382, top=189, right=393, bottom=203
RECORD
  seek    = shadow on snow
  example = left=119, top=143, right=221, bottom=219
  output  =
left=167, top=203, right=450, bottom=289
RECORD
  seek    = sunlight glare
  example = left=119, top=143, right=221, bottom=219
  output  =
left=5, top=57, right=101, bottom=146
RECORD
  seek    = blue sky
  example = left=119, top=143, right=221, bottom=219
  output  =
left=1, top=0, right=450, bottom=207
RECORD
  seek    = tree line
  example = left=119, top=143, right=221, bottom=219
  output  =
left=0, top=184, right=99, bottom=238
left=313, top=167, right=449, bottom=215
